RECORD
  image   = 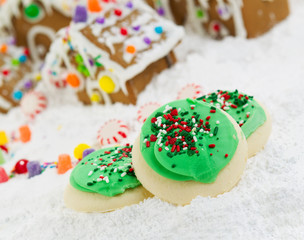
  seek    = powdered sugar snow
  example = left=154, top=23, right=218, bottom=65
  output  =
left=1, top=0, right=304, bottom=239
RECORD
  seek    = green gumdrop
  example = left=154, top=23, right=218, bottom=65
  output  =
left=0, top=150, right=5, bottom=165
left=24, top=3, right=40, bottom=19
left=11, top=59, right=20, bottom=66
left=75, top=54, right=84, bottom=64
left=196, top=9, right=204, bottom=19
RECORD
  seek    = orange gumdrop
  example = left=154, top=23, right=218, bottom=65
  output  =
left=126, top=45, right=136, bottom=54
left=57, top=154, right=73, bottom=174
left=66, top=73, right=80, bottom=88
left=0, top=44, right=7, bottom=53
left=88, top=0, right=102, bottom=12
left=19, top=125, right=31, bottom=143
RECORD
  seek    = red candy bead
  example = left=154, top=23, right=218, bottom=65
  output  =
left=120, top=28, right=128, bottom=35
left=15, top=159, right=29, bottom=174
left=114, top=9, right=122, bottom=16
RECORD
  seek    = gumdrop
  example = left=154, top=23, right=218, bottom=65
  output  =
left=27, top=161, right=42, bottom=178
left=0, top=131, right=9, bottom=145
left=82, top=148, right=95, bottom=158
left=0, top=167, right=9, bottom=183
left=19, top=125, right=31, bottom=143
left=74, top=144, right=91, bottom=160
left=57, top=154, right=73, bottom=174
left=15, top=159, right=29, bottom=174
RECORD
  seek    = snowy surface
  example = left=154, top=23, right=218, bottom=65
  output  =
left=1, top=0, right=304, bottom=239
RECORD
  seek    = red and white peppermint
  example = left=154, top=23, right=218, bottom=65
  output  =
left=50, top=74, right=67, bottom=89
left=97, top=119, right=129, bottom=146
left=177, top=83, right=203, bottom=100
left=20, top=91, right=47, bottom=119
left=137, top=102, right=161, bottom=123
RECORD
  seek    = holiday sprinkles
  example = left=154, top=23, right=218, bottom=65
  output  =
left=198, top=90, right=267, bottom=138
left=70, top=145, right=141, bottom=197
left=140, top=98, right=239, bottom=183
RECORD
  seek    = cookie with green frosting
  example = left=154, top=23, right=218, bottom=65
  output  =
left=64, top=145, right=152, bottom=212
left=197, top=90, right=272, bottom=157
left=132, top=99, right=248, bottom=205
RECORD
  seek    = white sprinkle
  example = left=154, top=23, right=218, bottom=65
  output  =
left=88, top=171, right=93, bottom=176
left=159, top=143, right=163, bottom=147
left=194, top=124, right=198, bottom=127
left=192, top=118, right=196, bottom=123
left=240, top=120, right=244, bottom=124
left=104, top=176, right=109, bottom=183
left=97, top=177, right=103, bottom=182
left=210, top=134, right=214, bottom=137
left=216, top=121, right=220, bottom=124
left=193, top=136, right=197, bottom=142
left=178, top=108, right=181, bottom=112
left=163, top=124, right=166, bottom=128
left=121, top=172, right=127, bottom=177
left=114, top=168, right=117, bottom=173
left=100, top=166, right=106, bottom=171
left=143, top=139, right=147, bottom=143
left=243, top=103, right=248, bottom=108
left=175, top=122, right=178, bottom=126
left=165, top=147, right=169, bottom=151
left=224, top=107, right=230, bottom=111
left=183, top=147, right=188, bottom=150
left=199, top=129, right=204, bottom=132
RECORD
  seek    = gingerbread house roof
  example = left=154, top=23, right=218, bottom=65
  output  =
left=0, top=0, right=82, bottom=31
left=42, top=0, right=184, bottom=100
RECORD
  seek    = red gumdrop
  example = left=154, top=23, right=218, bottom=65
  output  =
left=0, top=167, right=9, bottom=183
left=15, top=159, right=29, bottom=174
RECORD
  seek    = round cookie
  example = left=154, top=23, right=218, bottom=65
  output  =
left=64, top=145, right=153, bottom=212
left=132, top=98, right=248, bottom=205
left=197, top=90, right=272, bottom=157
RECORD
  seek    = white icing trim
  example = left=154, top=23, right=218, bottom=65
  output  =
left=27, top=25, right=56, bottom=63
left=227, top=0, right=247, bottom=38
left=0, top=95, right=11, bottom=110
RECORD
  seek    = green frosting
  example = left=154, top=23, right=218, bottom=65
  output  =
left=197, top=90, right=267, bottom=138
left=70, top=145, right=141, bottom=197
left=140, top=99, right=239, bottom=183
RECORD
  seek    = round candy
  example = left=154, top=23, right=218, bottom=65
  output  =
left=24, top=3, right=40, bottom=19
left=177, top=83, right=203, bottom=100
left=97, top=119, right=129, bottom=146
left=20, top=91, right=47, bottom=119
left=74, top=144, right=91, bottom=160
left=15, top=159, right=29, bottom=174
left=98, top=75, right=116, bottom=93
left=137, top=102, right=161, bottom=123
left=66, top=73, right=80, bottom=88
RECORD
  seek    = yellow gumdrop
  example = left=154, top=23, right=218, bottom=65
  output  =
left=35, top=73, right=42, bottom=81
left=98, top=75, right=116, bottom=93
left=74, top=143, right=91, bottom=160
left=0, top=131, right=8, bottom=145
left=90, top=93, right=100, bottom=102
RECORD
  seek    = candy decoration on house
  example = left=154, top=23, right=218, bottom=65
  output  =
left=0, top=0, right=88, bottom=62
left=42, top=0, right=184, bottom=105
left=137, top=102, right=161, bottom=123
left=177, top=83, right=203, bottom=100
left=147, top=0, right=290, bottom=39
left=0, top=39, right=39, bottom=113
left=20, top=91, right=47, bottom=119
left=97, top=119, right=129, bottom=146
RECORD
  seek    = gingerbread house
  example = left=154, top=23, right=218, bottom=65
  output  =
left=0, top=0, right=84, bottom=62
left=0, top=38, right=39, bottom=113
left=42, top=0, right=184, bottom=105
left=147, top=0, right=290, bottom=39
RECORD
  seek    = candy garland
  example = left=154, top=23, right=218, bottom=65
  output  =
left=43, top=0, right=184, bottom=105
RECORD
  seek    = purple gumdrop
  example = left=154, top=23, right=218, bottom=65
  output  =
left=133, top=25, right=141, bottom=31
left=27, top=161, right=42, bottom=178
left=157, top=7, right=165, bottom=16
left=24, top=80, right=33, bottom=89
left=96, top=17, right=105, bottom=24
left=73, top=5, right=88, bottom=23
left=126, top=1, right=133, bottom=9
left=82, top=148, right=95, bottom=158
left=143, top=37, right=151, bottom=45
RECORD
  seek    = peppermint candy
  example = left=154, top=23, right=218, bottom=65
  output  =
left=177, top=83, right=203, bottom=100
left=20, top=91, right=47, bottom=119
left=137, top=102, right=161, bottom=123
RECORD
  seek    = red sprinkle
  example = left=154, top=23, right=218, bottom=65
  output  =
left=151, top=117, right=157, bottom=123
left=209, top=144, right=216, bottom=148
left=210, top=109, right=216, bottom=113
left=225, top=154, right=229, bottom=158
left=146, top=141, right=150, bottom=147
left=158, top=147, right=162, bottom=152
left=206, top=116, right=211, bottom=120
left=231, top=104, right=238, bottom=109
left=171, top=109, right=178, bottom=116
left=150, top=135, right=157, bottom=142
